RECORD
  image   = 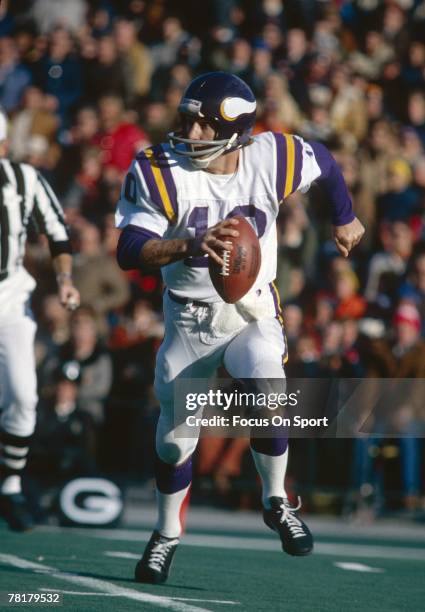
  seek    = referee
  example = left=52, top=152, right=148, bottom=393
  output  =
left=0, top=109, right=80, bottom=531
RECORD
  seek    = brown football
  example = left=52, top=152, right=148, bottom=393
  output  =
left=208, top=216, right=261, bottom=303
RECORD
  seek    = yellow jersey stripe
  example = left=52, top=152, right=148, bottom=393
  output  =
left=271, top=281, right=283, bottom=314
left=283, top=134, right=295, bottom=199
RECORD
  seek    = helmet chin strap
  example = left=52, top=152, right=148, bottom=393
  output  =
left=189, top=134, right=238, bottom=168
left=168, top=132, right=239, bottom=169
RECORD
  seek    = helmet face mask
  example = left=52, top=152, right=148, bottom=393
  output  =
left=168, top=72, right=256, bottom=169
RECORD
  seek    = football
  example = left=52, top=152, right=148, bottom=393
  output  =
left=208, top=216, right=261, bottom=303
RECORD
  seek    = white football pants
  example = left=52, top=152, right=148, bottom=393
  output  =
left=0, top=308, right=38, bottom=437
left=154, top=288, right=287, bottom=465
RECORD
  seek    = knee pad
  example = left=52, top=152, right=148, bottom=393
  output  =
left=156, top=434, right=197, bottom=466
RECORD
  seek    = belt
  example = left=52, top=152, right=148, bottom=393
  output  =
left=168, top=290, right=208, bottom=308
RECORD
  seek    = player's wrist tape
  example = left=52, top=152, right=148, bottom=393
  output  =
left=186, top=236, right=204, bottom=257
left=56, top=272, right=73, bottom=283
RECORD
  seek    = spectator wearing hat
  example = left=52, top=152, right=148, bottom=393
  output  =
left=32, top=361, right=98, bottom=488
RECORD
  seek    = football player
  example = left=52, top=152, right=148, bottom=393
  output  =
left=115, top=72, right=364, bottom=583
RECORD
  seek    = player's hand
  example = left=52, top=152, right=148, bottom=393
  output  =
left=200, top=218, right=239, bottom=266
left=333, top=217, right=365, bottom=258
left=57, top=281, right=81, bottom=311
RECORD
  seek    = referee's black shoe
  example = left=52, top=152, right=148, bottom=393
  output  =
left=263, top=496, right=313, bottom=556
left=135, top=530, right=179, bottom=584
left=0, top=493, right=35, bottom=532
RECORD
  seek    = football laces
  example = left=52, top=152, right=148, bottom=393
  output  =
left=220, top=243, right=231, bottom=277
left=279, top=497, right=305, bottom=538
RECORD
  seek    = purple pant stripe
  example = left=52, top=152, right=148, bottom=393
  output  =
left=155, top=454, right=193, bottom=494
left=250, top=437, right=288, bottom=456
left=269, top=282, right=288, bottom=364
left=273, top=133, right=286, bottom=202
left=269, top=282, right=280, bottom=317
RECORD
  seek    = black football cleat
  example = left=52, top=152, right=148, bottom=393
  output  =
left=0, top=493, right=35, bottom=532
left=135, top=530, right=179, bottom=584
left=263, top=496, right=313, bottom=556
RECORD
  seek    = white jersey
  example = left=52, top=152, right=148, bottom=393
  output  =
left=115, top=131, right=321, bottom=302
left=0, top=159, right=69, bottom=314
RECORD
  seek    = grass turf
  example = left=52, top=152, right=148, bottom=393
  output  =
left=0, top=523, right=423, bottom=612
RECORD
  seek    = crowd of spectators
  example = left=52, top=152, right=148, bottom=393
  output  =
left=2, top=0, right=425, bottom=518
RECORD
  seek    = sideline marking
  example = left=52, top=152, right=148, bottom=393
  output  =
left=105, top=551, right=140, bottom=559
left=0, top=554, right=211, bottom=612
left=334, top=562, right=385, bottom=573
left=41, top=587, right=239, bottom=605
left=69, top=528, right=425, bottom=562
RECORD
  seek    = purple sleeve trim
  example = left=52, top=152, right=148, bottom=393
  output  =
left=308, top=141, right=355, bottom=226
left=116, top=224, right=161, bottom=270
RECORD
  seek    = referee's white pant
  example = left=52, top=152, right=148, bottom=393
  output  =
left=0, top=307, right=38, bottom=438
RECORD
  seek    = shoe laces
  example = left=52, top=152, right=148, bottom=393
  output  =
left=148, top=537, right=178, bottom=571
left=279, top=497, right=305, bottom=538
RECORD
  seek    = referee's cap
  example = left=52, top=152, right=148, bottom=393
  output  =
left=0, top=109, right=8, bottom=141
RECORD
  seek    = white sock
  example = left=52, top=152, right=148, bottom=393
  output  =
left=0, top=475, right=22, bottom=495
left=155, top=484, right=190, bottom=538
left=251, top=447, right=288, bottom=508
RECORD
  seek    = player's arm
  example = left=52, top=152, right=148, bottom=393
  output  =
left=278, top=134, right=364, bottom=257
left=33, top=171, right=80, bottom=310
left=117, top=219, right=239, bottom=268
left=116, top=161, right=239, bottom=269
left=307, top=141, right=364, bottom=257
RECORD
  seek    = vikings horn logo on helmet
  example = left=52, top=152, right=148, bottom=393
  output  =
left=220, top=98, right=257, bottom=121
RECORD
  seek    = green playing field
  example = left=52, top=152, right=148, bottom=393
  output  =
left=0, top=518, right=423, bottom=612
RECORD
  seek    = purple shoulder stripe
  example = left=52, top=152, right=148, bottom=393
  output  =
left=273, top=132, right=286, bottom=203
left=136, top=150, right=164, bottom=212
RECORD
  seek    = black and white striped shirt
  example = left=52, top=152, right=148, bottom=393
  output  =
left=0, top=158, right=71, bottom=283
